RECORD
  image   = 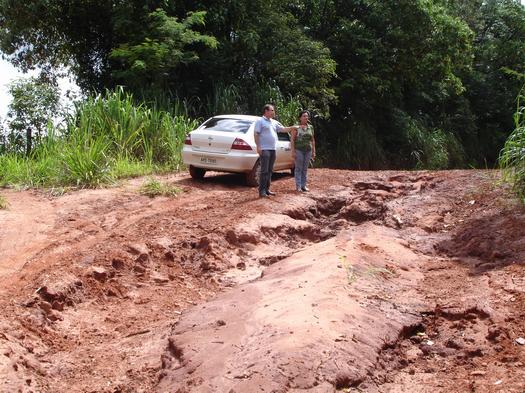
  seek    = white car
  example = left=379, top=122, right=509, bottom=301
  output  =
left=182, top=115, right=294, bottom=186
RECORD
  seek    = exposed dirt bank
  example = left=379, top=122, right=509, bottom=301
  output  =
left=0, top=169, right=523, bottom=392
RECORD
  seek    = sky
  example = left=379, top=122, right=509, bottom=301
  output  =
left=0, top=60, right=80, bottom=119
left=0, top=60, right=33, bottom=118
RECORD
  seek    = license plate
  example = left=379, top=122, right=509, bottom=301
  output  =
left=200, top=157, right=217, bottom=165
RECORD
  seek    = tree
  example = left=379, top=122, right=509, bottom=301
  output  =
left=451, top=0, right=525, bottom=164
left=1, top=0, right=524, bottom=169
left=0, top=1, right=216, bottom=94
left=301, top=0, right=474, bottom=168
left=110, top=8, right=217, bottom=94
left=0, top=0, right=337, bottom=113
left=161, top=0, right=337, bottom=114
left=0, top=0, right=114, bottom=91
left=7, top=77, right=60, bottom=155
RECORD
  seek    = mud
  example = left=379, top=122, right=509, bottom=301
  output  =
left=0, top=169, right=524, bottom=392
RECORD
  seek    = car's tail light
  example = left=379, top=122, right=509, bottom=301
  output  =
left=231, top=138, right=252, bottom=150
left=184, top=134, right=192, bottom=145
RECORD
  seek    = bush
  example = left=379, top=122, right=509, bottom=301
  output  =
left=0, top=87, right=199, bottom=188
left=499, top=89, right=525, bottom=200
left=329, top=120, right=386, bottom=169
left=139, top=178, right=181, bottom=197
left=406, top=120, right=465, bottom=170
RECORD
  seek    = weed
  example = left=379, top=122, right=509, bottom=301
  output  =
left=338, top=254, right=357, bottom=285
left=499, top=87, right=525, bottom=201
left=47, top=187, right=68, bottom=197
left=139, top=178, right=181, bottom=198
left=0, top=87, right=199, bottom=189
left=0, top=194, right=8, bottom=209
left=346, top=264, right=357, bottom=284
left=364, top=266, right=395, bottom=278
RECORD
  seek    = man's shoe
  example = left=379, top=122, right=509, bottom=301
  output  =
left=296, top=187, right=303, bottom=192
left=267, top=190, right=276, bottom=196
left=259, top=193, right=269, bottom=198
left=301, top=186, right=309, bottom=192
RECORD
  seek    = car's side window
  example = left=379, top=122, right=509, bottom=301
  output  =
left=277, top=132, right=291, bottom=141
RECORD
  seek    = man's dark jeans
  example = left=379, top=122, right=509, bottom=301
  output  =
left=259, top=149, right=276, bottom=196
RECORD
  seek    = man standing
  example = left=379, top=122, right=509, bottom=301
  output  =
left=254, top=104, right=297, bottom=198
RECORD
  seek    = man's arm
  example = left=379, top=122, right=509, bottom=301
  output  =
left=277, top=125, right=297, bottom=133
left=254, top=133, right=261, bottom=155
left=254, top=119, right=262, bottom=155
left=290, top=128, right=297, bottom=159
left=311, top=130, right=316, bottom=159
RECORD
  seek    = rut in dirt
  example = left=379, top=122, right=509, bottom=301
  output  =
left=0, top=171, right=434, bottom=393
left=3, top=170, right=524, bottom=393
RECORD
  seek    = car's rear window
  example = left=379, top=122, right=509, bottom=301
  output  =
left=200, top=118, right=254, bottom=133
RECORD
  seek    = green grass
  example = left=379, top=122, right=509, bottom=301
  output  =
left=499, top=88, right=525, bottom=201
left=0, top=194, right=8, bottom=209
left=112, top=156, right=154, bottom=179
left=0, top=83, right=310, bottom=190
left=139, top=178, right=181, bottom=198
left=0, top=87, right=199, bottom=189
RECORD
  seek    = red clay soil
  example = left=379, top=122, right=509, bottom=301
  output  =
left=0, top=169, right=523, bottom=393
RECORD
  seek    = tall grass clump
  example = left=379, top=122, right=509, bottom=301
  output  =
left=0, top=154, right=29, bottom=186
left=248, top=81, right=304, bottom=122
left=0, top=125, right=62, bottom=187
left=499, top=89, right=525, bottom=200
left=139, top=177, right=181, bottom=198
left=139, top=88, right=202, bottom=118
left=61, top=128, right=112, bottom=186
left=331, top=120, right=386, bottom=169
left=275, top=96, right=303, bottom=127
left=63, top=87, right=198, bottom=185
left=205, top=83, right=242, bottom=116
left=406, top=120, right=465, bottom=170
left=0, top=87, right=199, bottom=189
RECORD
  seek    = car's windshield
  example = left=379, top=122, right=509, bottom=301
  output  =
left=200, top=118, right=253, bottom=133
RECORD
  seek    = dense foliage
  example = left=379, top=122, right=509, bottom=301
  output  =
left=499, top=87, right=525, bottom=199
left=0, top=89, right=198, bottom=187
left=6, top=77, right=61, bottom=155
left=1, top=0, right=524, bottom=170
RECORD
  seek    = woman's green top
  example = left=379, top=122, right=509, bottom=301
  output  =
left=294, top=124, right=314, bottom=151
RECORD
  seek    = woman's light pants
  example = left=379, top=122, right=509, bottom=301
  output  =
left=294, top=149, right=312, bottom=189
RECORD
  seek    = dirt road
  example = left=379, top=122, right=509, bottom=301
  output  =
left=0, top=169, right=523, bottom=392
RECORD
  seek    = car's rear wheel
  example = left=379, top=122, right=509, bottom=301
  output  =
left=246, top=160, right=261, bottom=187
left=189, top=165, right=206, bottom=179
left=290, top=166, right=295, bottom=176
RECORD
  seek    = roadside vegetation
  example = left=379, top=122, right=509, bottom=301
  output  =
left=139, top=178, right=181, bottom=198
left=0, top=89, right=198, bottom=188
left=0, top=0, right=524, bottom=186
left=499, top=87, right=525, bottom=201
left=0, top=83, right=302, bottom=189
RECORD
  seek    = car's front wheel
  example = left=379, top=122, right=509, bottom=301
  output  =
left=246, top=160, right=261, bottom=187
left=189, top=165, right=206, bottom=179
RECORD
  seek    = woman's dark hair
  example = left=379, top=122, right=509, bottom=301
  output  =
left=298, top=110, right=310, bottom=119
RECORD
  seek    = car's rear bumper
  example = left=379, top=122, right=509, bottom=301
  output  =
left=182, top=148, right=258, bottom=173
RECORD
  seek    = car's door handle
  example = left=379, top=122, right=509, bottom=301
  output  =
left=284, top=148, right=291, bottom=151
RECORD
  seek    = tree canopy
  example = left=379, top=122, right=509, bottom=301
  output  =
left=7, top=77, right=60, bottom=154
left=1, top=0, right=524, bottom=168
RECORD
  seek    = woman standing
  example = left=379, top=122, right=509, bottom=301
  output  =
left=291, top=110, right=316, bottom=192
